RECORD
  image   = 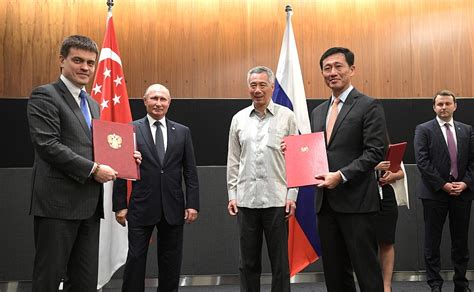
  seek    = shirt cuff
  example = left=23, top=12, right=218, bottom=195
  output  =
left=339, top=170, right=347, bottom=183
left=228, top=189, right=236, bottom=201
left=287, top=188, right=298, bottom=201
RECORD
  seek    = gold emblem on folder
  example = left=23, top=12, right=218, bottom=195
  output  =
left=300, top=146, right=309, bottom=152
left=107, top=133, right=123, bottom=149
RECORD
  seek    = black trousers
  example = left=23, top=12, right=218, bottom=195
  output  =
left=32, top=212, right=100, bottom=292
left=422, top=198, right=472, bottom=291
left=318, top=198, right=383, bottom=292
left=237, top=207, right=290, bottom=292
left=122, top=219, right=184, bottom=292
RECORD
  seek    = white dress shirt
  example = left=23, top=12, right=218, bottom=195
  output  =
left=436, top=116, right=457, bottom=148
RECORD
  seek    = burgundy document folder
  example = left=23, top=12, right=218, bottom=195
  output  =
left=284, top=132, right=329, bottom=188
left=92, top=119, right=140, bottom=180
left=385, top=142, right=407, bottom=172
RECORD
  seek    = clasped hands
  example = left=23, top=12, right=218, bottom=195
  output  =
left=443, top=181, right=467, bottom=196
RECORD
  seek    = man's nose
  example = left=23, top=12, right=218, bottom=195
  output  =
left=80, top=62, right=89, bottom=71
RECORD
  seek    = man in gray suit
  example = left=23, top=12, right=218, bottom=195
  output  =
left=27, top=35, right=130, bottom=292
left=415, top=90, right=473, bottom=292
left=311, top=47, right=387, bottom=292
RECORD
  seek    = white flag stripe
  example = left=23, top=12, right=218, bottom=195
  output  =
left=275, top=9, right=311, bottom=134
left=98, top=181, right=128, bottom=288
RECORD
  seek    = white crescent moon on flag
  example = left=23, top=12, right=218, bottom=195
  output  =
left=98, top=48, right=122, bottom=67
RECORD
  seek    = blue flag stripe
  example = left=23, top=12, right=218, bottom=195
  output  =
left=272, top=80, right=321, bottom=255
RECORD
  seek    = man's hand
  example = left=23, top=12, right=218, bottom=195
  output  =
left=379, top=171, right=396, bottom=186
left=442, top=182, right=466, bottom=196
left=134, top=150, right=142, bottom=165
left=375, top=161, right=390, bottom=171
left=93, top=164, right=117, bottom=183
left=450, top=181, right=467, bottom=196
left=184, top=208, right=199, bottom=224
left=115, top=209, right=128, bottom=226
left=316, top=171, right=342, bottom=189
left=227, top=199, right=238, bottom=216
left=285, top=199, right=296, bottom=219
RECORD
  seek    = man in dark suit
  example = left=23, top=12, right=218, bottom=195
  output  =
left=27, top=35, right=120, bottom=291
left=113, top=84, right=199, bottom=292
left=311, top=47, right=386, bottom=292
left=414, top=90, right=473, bottom=292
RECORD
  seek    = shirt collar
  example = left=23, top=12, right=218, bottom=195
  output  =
left=250, top=99, right=275, bottom=117
left=331, top=84, right=353, bottom=104
left=436, top=116, right=454, bottom=128
left=147, top=114, right=167, bottom=128
left=60, top=74, right=85, bottom=99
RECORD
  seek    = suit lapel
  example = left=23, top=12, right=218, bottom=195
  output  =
left=453, top=121, right=464, bottom=164
left=431, top=119, right=450, bottom=158
left=163, top=119, right=177, bottom=166
left=137, top=117, right=161, bottom=166
left=88, top=95, right=100, bottom=120
left=327, top=89, right=357, bottom=146
left=320, top=100, right=331, bottom=130
left=55, top=80, right=92, bottom=141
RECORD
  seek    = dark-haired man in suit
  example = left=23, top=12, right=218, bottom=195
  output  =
left=113, top=84, right=199, bottom=292
left=27, top=35, right=126, bottom=292
left=415, top=90, right=473, bottom=292
left=311, top=47, right=386, bottom=292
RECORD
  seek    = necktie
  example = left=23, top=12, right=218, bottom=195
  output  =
left=155, top=121, right=165, bottom=163
left=326, top=97, right=341, bottom=142
left=445, top=123, right=458, bottom=179
left=79, top=90, right=91, bottom=129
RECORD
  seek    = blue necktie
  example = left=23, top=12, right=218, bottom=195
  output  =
left=79, top=90, right=91, bottom=129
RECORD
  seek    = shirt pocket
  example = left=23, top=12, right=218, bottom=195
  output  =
left=267, top=128, right=285, bottom=150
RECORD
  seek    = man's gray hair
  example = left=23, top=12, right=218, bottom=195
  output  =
left=247, top=66, right=275, bottom=85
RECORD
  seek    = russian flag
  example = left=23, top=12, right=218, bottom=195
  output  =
left=272, top=5, right=321, bottom=277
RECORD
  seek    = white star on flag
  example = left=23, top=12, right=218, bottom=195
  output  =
left=92, top=84, right=102, bottom=95
left=113, top=94, right=121, bottom=105
left=114, top=75, right=123, bottom=87
left=103, top=67, right=112, bottom=79
left=100, top=98, right=109, bottom=110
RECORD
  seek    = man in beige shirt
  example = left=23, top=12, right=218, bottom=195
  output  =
left=227, top=66, right=297, bottom=292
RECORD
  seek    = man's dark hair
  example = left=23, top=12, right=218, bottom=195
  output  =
left=319, top=47, right=355, bottom=69
left=433, top=89, right=456, bottom=104
left=60, top=35, right=99, bottom=58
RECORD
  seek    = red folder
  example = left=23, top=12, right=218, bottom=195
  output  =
left=385, top=142, right=407, bottom=172
left=284, top=132, right=329, bottom=188
left=92, top=119, right=140, bottom=180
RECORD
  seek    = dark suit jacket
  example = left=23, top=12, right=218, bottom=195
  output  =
left=311, top=88, right=387, bottom=213
left=414, top=118, right=474, bottom=201
left=113, top=117, right=199, bottom=227
left=27, top=79, right=103, bottom=219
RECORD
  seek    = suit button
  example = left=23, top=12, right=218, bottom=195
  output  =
left=161, top=170, right=164, bottom=174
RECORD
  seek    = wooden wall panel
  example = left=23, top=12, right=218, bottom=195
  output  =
left=0, top=0, right=473, bottom=99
